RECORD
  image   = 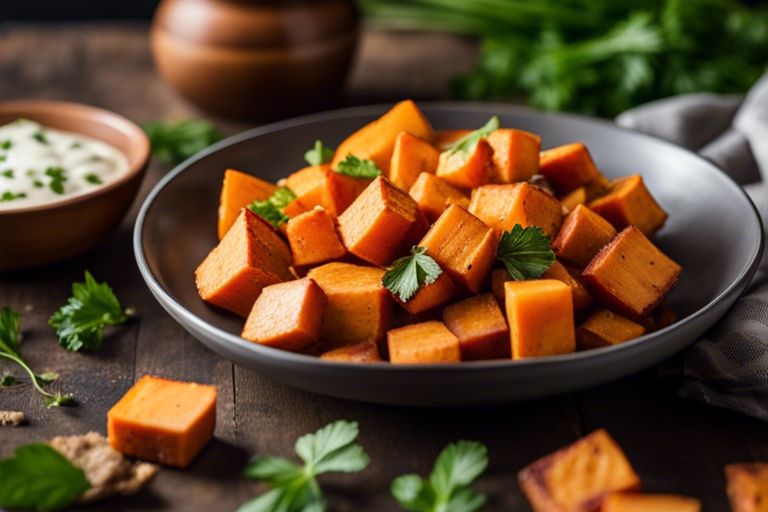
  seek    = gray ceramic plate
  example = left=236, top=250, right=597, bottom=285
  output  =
left=134, top=103, right=763, bottom=406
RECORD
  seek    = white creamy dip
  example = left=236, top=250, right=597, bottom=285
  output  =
left=0, top=119, right=130, bottom=210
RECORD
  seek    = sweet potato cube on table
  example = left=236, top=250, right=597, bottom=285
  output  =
left=217, top=169, right=277, bottom=239
left=577, top=309, right=645, bottom=351
left=560, top=187, right=587, bottom=212
left=320, top=340, right=382, bottom=363
left=433, top=129, right=471, bottom=151
left=409, top=172, right=470, bottom=223
left=487, top=128, right=541, bottom=183
left=195, top=209, right=293, bottom=317
left=388, top=321, right=461, bottom=364
left=395, top=272, right=457, bottom=315
left=519, top=429, right=640, bottom=512
left=601, top=493, right=701, bottom=512
left=505, top=280, right=575, bottom=359
left=583, top=226, right=681, bottom=320
left=390, top=131, right=440, bottom=191
left=241, top=278, right=326, bottom=353
left=540, top=142, right=602, bottom=194
left=436, top=138, right=493, bottom=189
left=469, top=183, right=563, bottom=238
left=286, top=207, right=346, bottom=267
left=552, top=205, right=617, bottom=268
left=284, top=164, right=369, bottom=217
left=307, top=262, right=392, bottom=347
left=443, top=294, right=510, bottom=360
left=419, top=204, right=498, bottom=293
left=589, top=175, right=667, bottom=235
left=108, top=375, right=217, bottom=468
left=543, top=260, right=593, bottom=310
left=726, top=463, right=768, bottom=512
left=331, top=99, right=434, bottom=174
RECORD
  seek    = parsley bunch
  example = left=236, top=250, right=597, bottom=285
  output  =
left=143, top=119, right=222, bottom=165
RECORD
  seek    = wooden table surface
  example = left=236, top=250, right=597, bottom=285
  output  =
left=0, top=23, right=766, bottom=512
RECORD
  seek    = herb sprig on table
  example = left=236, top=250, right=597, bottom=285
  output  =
left=383, top=246, right=443, bottom=302
left=143, top=119, right=222, bottom=165
left=496, top=225, right=555, bottom=281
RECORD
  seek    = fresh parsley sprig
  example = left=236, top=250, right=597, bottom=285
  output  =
left=448, top=116, right=499, bottom=156
left=49, top=271, right=132, bottom=352
left=247, top=186, right=297, bottom=229
left=305, top=140, right=335, bottom=166
left=382, top=246, right=443, bottom=302
left=0, top=307, right=75, bottom=407
left=143, top=119, right=222, bottom=165
left=496, top=225, right=555, bottom=281
left=335, top=154, right=382, bottom=179
left=392, top=441, right=488, bottom=512
left=238, top=420, right=370, bottom=512
left=0, top=443, right=90, bottom=511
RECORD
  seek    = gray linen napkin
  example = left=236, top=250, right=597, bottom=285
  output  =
left=616, top=72, right=768, bottom=421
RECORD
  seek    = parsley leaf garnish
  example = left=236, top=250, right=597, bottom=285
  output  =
left=496, top=224, right=555, bottom=280
left=392, top=441, right=488, bottom=512
left=0, top=443, right=90, bottom=511
left=382, top=246, right=443, bottom=302
left=45, top=167, right=67, bottom=195
left=49, top=271, right=131, bottom=352
left=0, top=191, right=26, bottom=202
left=335, top=154, right=382, bottom=179
left=143, top=119, right=222, bottom=165
left=238, top=420, right=369, bottom=512
left=70, top=141, right=83, bottom=149
left=32, top=131, right=48, bottom=144
left=304, top=140, right=335, bottom=166
left=0, top=307, right=75, bottom=407
left=84, top=173, right=102, bottom=185
left=448, top=116, right=499, bottom=155
left=247, top=186, right=297, bottom=229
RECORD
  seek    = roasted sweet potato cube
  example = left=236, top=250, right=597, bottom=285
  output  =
left=331, top=99, right=433, bottom=174
left=540, top=142, right=602, bottom=194
left=589, top=175, right=667, bottom=235
left=552, top=205, right=617, bottom=268
left=505, top=279, right=575, bottom=359
left=218, top=169, right=277, bottom=239
left=284, top=164, right=370, bottom=217
left=518, top=429, right=640, bottom=512
left=491, top=268, right=510, bottom=304
left=307, top=262, right=392, bottom=347
left=319, top=340, right=382, bottom=363
left=601, top=493, right=701, bottom=512
left=241, top=278, right=326, bottom=352
left=642, top=303, right=678, bottom=332
left=107, top=376, right=217, bottom=468
left=433, top=129, right=471, bottom=151
left=560, top=187, right=587, bottom=212
left=390, top=131, right=440, bottom=191
left=337, top=176, right=421, bottom=266
left=583, top=226, right=681, bottom=320
left=286, top=207, right=346, bottom=267
left=543, top=261, right=593, bottom=310
left=576, top=309, right=645, bottom=351
left=388, top=321, right=461, bottom=364
left=395, top=272, right=457, bottom=315
left=468, top=183, right=563, bottom=237
left=195, top=209, right=293, bottom=317
left=419, top=204, right=498, bottom=293
left=436, top=138, right=493, bottom=189
left=409, top=172, right=470, bottom=223
left=726, top=463, right=768, bottom=512
left=443, top=293, right=510, bottom=360
left=487, top=128, right=541, bottom=183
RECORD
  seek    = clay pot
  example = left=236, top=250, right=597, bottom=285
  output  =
left=150, top=0, right=360, bottom=120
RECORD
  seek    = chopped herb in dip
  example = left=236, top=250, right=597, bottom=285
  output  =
left=1, top=191, right=26, bottom=202
left=1, top=140, right=11, bottom=150
left=1, top=170, right=13, bottom=179
left=45, top=167, right=67, bottom=195
left=32, top=131, right=48, bottom=144
left=84, top=174, right=102, bottom=185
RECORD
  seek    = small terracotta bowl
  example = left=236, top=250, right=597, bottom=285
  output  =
left=0, top=100, right=150, bottom=270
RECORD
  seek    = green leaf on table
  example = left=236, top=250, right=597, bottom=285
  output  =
left=334, top=154, right=381, bottom=179
left=143, top=119, right=222, bottom=165
left=382, top=246, right=442, bottom=302
left=304, top=140, right=335, bottom=166
left=247, top=186, right=297, bottom=229
left=496, top=224, right=555, bottom=281
left=448, top=116, right=499, bottom=156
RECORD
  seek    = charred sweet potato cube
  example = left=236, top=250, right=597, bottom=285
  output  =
left=543, top=261, right=593, bottom=310
left=552, top=205, right=617, bottom=268
left=390, top=131, right=440, bottom=191
left=218, top=169, right=277, bottom=239
left=395, top=272, right=457, bottom=315
left=388, top=320, right=461, bottom=364
left=195, top=209, right=293, bottom=317
left=487, top=128, right=541, bottom=183
left=284, top=164, right=369, bottom=217
left=582, top=226, right=681, bottom=320
left=576, top=309, right=645, bottom=351
left=307, top=262, right=392, bottom=347
left=436, top=139, right=494, bottom=189
left=419, top=204, right=498, bottom=293
left=540, top=142, right=602, bottom=194
left=518, top=429, right=640, bottom=512
left=409, top=172, right=470, bottom=223
left=505, top=279, right=575, bottom=359
left=468, top=183, right=563, bottom=237
left=331, top=99, right=434, bottom=174
left=589, top=175, right=667, bottom=236
left=337, top=176, right=421, bottom=266
left=241, top=278, right=327, bottom=353
left=601, top=493, right=701, bottom=512
left=642, top=303, right=678, bottom=333
left=443, top=293, right=510, bottom=360
left=319, top=340, right=382, bottom=363
left=726, top=463, right=768, bottom=512
left=286, top=207, right=346, bottom=267
left=433, top=129, right=471, bottom=151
